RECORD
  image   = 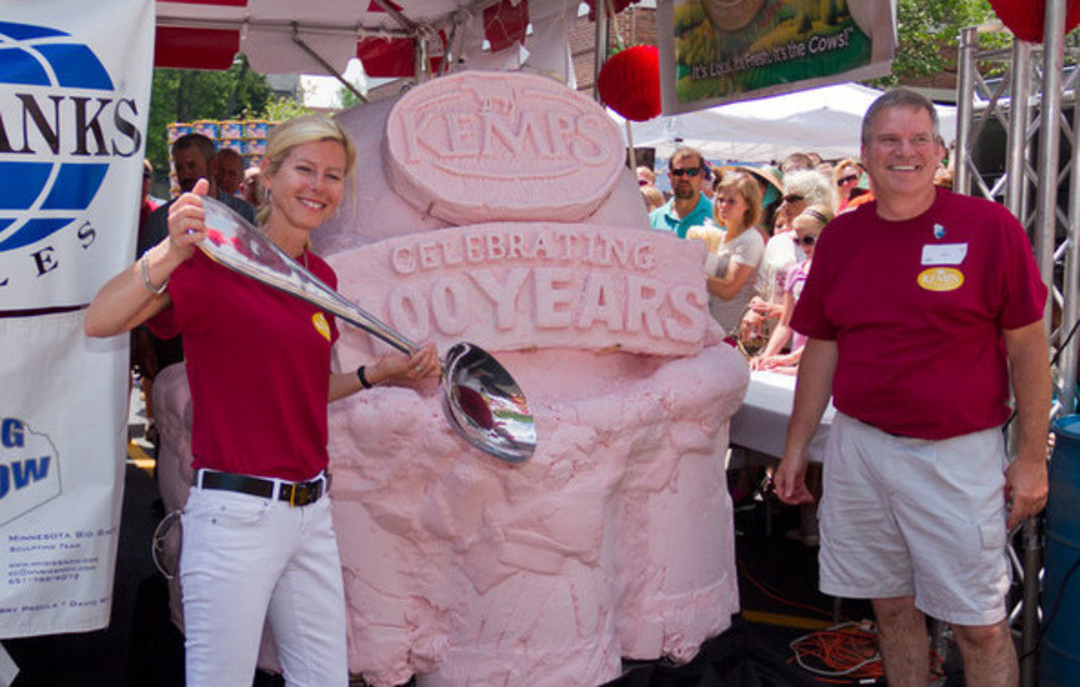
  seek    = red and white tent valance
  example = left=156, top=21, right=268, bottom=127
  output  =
left=154, top=0, right=531, bottom=77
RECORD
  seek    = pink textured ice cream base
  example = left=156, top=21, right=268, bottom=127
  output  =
left=329, top=346, right=746, bottom=687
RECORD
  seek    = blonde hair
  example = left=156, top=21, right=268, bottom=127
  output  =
left=257, top=115, right=357, bottom=226
left=795, top=204, right=835, bottom=231
left=714, top=172, right=762, bottom=230
left=833, top=159, right=860, bottom=183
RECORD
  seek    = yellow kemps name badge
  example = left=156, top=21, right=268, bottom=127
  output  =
left=918, top=267, right=964, bottom=292
left=312, top=312, right=331, bottom=341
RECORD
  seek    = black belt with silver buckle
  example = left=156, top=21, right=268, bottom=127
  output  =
left=198, top=470, right=328, bottom=507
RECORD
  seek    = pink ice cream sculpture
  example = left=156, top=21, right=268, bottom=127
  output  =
left=316, top=72, right=749, bottom=687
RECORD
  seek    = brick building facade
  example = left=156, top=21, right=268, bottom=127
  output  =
left=568, top=4, right=659, bottom=94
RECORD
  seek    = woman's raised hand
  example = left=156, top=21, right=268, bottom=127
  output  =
left=166, top=178, right=209, bottom=260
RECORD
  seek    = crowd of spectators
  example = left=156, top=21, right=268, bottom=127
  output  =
left=640, top=142, right=955, bottom=366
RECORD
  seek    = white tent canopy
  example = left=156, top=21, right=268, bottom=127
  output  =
left=613, top=82, right=959, bottom=164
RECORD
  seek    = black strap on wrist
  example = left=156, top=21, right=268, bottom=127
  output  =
left=356, top=365, right=374, bottom=389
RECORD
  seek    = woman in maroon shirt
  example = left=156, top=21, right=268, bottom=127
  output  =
left=87, top=115, right=439, bottom=686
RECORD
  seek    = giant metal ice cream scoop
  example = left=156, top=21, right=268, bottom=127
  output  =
left=195, top=196, right=537, bottom=463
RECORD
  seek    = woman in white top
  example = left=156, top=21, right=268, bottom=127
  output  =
left=705, top=172, right=765, bottom=336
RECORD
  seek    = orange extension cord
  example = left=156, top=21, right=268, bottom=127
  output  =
left=789, top=622, right=946, bottom=684
left=736, top=558, right=835, bottom=620
left=737, top=558, right=945, bottom=684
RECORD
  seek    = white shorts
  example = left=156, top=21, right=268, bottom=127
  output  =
left=818, top=413, right=1011, bottom=627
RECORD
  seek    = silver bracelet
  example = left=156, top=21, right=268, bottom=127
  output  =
left=140, top=255, right=169, bottom=296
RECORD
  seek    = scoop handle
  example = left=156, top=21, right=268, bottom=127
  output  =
left=306, top=282, right=418, bottom=355
left=196, top=196, right=419, bottom=355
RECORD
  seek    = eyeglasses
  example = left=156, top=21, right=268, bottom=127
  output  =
left=792, top=235, right=817, bottom=247
left=838, top=174, right=859, bottom=185
left=671, top=168, right=702, bottom=178
left=781, top=194, right=805, bottom=204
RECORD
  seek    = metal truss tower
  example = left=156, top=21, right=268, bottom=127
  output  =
left=954, top=3, right=1077, bottom=685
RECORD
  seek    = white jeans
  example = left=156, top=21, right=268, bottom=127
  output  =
left=180, top=485, right=348, bottom=687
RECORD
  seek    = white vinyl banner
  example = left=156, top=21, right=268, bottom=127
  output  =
left=0, top=0, right=152, bottom=310
left=0, top=0, right=153, bottom=637
left=0, top=313, right=129, bottom=637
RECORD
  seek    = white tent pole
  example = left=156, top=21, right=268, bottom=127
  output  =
left=1061, top=39, right=1080, bottom=423
left=1003, top=40, right=1032, bottom=216
left=592, top=2, right=609, bottom=100
left=371, top=0, right=417, bottom=32
left=290, top=23, right=368, bottom=103
left=1034, top=0, right=1066, bottom=312
left=954, top=27, right=976, bottom=196
left=1024, top=4, right=1066, bottom=686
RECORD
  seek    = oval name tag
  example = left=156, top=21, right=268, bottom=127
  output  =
left=917, top=267, right=964, bottom=292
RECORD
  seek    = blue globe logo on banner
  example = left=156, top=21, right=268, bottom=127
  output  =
left=0, top=21, right=113, bottom=253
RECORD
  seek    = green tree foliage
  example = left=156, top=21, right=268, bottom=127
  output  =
left=880, top=0, right=1003, bottom=86
left=145, top=55, right=272, bottom=177
left=252, top=94, right=312, bottom=122
left=338, top=85, right=365, bottom=111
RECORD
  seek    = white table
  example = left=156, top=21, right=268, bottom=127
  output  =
left=729, top=370, right=836, bottom=463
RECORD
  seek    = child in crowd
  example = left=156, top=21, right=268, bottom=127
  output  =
left=751, top=204, right=835, bottom=374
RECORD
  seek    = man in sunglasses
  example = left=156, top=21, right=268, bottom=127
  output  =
left=649, top=147, right=714, bottom=238
left=775, top=88, right=1050, bottom=687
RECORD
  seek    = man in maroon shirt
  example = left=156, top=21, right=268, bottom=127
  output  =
left=774, top=89, right=1051, bottom=687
